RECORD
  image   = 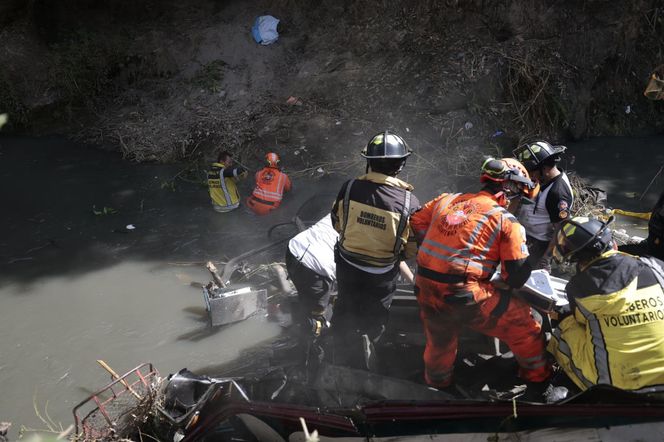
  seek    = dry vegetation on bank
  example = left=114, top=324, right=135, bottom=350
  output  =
left=0, top=0, right=662, bottom=180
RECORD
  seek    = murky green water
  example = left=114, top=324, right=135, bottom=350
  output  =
left=0, top=134, right=661, bottom=437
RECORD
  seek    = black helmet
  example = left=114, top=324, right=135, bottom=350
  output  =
left=362, top=131, right=412, bottom=159
left=513, top=141, right=566, bottom=171
left=552, top=216, right=614, bottom=263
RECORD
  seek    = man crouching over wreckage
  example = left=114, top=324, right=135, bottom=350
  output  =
left=331, top=131, right=421, bottom=370
left=549, top=216, right=664, bottom=393
left=410, top=157, right=552, bottom=399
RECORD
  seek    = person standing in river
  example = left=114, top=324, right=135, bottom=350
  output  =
left=207, top=150, right=248, bottom=213
left=246, top=152, right=292, bottom=216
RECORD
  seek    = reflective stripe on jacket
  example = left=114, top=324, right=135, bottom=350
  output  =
left=251, top=167, right=292, bottom=207
left=207, top=163, right=244, bottom=210
left=548, top=251, right=664, bottom=392
left=410, top=191, right=529, bottom=303
left=331, top=172, right=420, bottom=267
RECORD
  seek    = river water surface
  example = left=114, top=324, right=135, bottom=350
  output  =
left=0, top=134, right=662, bottom=437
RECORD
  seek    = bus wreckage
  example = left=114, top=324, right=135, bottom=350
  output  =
left=72, top=216, right=664, bottom=441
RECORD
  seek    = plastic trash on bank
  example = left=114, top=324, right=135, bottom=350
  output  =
left=644, top=65, right=664, bottom=100
left=252, top=15, right=280, bottom=45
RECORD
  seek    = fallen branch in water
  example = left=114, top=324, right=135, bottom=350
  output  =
left=640, top=163, right=664, bottom=201
left=288, top=159, right=360, bottom=178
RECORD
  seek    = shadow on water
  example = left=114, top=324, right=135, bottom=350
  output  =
left=0, top=135, right=346, bottom=289
left=567, top=135, right=664, bottom=211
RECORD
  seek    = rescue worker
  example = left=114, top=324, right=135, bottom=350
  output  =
left=246, top=152, right=292, bottom=216
left=286, top=214, right=339, bottom=374
left=330, top=131, right=421, bottom=370
left=410, top=157, right=551, bottom=393
left=618, top=190, right=664, bottom=260
left=207, top=151, right=247, bottom=213
left=645, top=190, right=664, bottom=260
left=513, top=141, right=574, bottom=272
left=548, top=216, right=664, bottom=393
left=286, top=214, right=338, bottom=339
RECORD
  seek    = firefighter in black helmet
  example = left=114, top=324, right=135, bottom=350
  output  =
left=549, top=216, right=664, bottom=393
left=330, top=131, right=421, bottom=370
left=513, top=140, right=574, bottom=272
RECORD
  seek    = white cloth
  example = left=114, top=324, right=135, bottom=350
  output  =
left=288, top=215, right=338, bottom=280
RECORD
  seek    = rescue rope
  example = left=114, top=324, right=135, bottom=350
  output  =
left=609, top=209, right=651, bottom=220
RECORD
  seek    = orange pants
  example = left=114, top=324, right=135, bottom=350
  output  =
left=416, top=278, right=551, bottom=387
left=246, top=195, right=278, bottom=216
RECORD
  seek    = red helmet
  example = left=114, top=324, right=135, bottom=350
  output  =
left=266, top=152, right=280, bottom=167
left=480, top=157, right=539, bottom=199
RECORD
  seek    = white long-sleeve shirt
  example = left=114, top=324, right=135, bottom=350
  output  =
left=288, top=215, right=338, bottom=280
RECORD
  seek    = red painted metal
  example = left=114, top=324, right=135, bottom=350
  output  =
left=72, top=362, right=159, bottom=439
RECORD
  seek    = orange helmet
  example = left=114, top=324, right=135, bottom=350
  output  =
left=480, top=157, right=539, bottom=199
left=266, top=152, right=280, bottom=167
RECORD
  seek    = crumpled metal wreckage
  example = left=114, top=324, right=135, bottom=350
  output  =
left=73, top=206, right=664, bottom=441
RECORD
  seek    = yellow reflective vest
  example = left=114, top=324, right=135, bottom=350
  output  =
left=549, top=251, right=664, bottom=393
left=331, top=172, right=420, bottom=267
left=207, top=163, right=246, bottom=212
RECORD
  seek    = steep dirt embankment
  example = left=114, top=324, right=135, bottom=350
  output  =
left=0, top=0, right=662, bottom=185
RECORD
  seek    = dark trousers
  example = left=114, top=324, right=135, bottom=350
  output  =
left=332, top=248, right=399, bottom=368
left=285, top=249, right=333, bottom=334
left=527, top=236, right=552, bottom=273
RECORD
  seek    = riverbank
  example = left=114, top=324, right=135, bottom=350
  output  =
left=1, top=0, right=662, bottom=172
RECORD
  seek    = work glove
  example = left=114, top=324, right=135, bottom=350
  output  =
left=550, top=303, right=572, bottom=321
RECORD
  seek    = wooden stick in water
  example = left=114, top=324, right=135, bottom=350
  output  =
left=206, top=261, right=226, bottom=288
left=96, top=360, right=142, bottom=399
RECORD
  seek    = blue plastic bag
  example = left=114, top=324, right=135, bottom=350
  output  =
left=252, top=15, right=280, bottom=45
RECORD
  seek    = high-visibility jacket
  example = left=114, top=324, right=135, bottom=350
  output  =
left=410, top=191, right=530, bottom=304
left=548, top=251, right=664, bottom=393
left=331, top=172, right=420, bottom=268
left=207, top=162, right=246, bottom=212
left=250, top=166, right=292, bottom=208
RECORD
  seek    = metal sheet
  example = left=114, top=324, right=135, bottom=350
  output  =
left=203, top=287, right=267, bottom=326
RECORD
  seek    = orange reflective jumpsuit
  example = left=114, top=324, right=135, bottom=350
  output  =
left=411, top=191, right=551, bottom=387
left=246, top=166, right=292, bottom=216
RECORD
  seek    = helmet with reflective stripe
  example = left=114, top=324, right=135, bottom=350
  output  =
left=361, top=131, right=412, bottom=159
left=513, top=141, right=566, bottom=171
left=552, top=216, right=614, bottom=263
left=266, top=152, right=280, bottom=167
left=480, top=157, right=538, bottom=198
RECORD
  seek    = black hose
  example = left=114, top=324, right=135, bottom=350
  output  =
left=267, top=222, right=298, bottom=240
